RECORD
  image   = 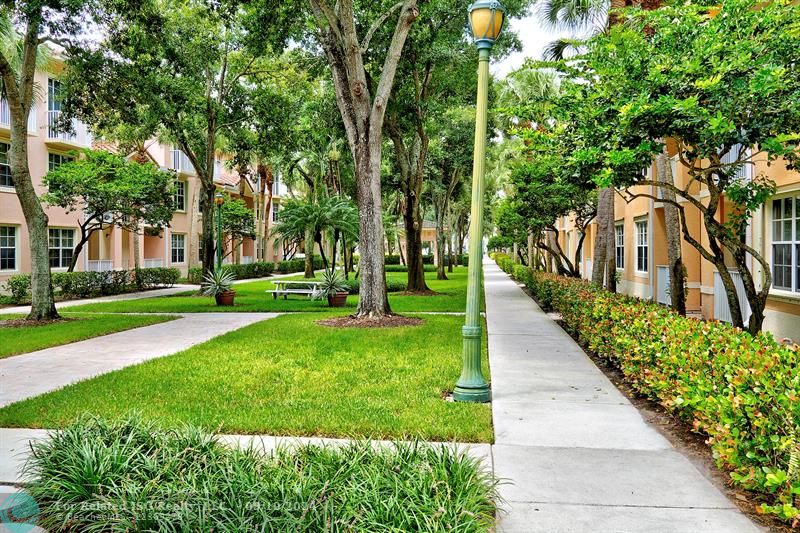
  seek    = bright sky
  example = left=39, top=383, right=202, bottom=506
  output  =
left=492, top=13, right=584, bottom=78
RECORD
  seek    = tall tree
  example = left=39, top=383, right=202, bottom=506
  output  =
left=63, top=0, right=292, bottom=278
left=306, top=0, right=418, bottom=318
left=0, top=3, right=90, bottom=320
left=383, top=0, right=530, bottom=292
left=43, top=149, right=175, bottom=272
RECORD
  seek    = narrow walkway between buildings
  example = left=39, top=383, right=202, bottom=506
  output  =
left=0, top=313, right=277, bottom=408
left=483, top=258, right=760, bottom=532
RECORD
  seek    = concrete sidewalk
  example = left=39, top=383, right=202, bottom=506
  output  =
left=0, top=313, right=278, bottom=408
left=484, top=258, right=759, bottom=532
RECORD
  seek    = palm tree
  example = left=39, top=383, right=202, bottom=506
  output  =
left=271, top=195, right=359, bottom=277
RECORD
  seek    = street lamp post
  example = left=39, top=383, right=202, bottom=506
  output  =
left=215, top=192, right=224, bottom=269
left=453, top=0, right=505, bottom=403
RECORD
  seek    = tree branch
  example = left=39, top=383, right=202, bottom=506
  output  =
left=360, top=2, right=404, bottom=54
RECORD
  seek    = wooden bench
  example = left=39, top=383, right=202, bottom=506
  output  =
left=267, top=280, right=322, bottom=300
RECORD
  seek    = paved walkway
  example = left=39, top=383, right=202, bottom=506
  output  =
left=484, top=258, right=759, bottom=532
left=0, top=313, right=277, bottom=408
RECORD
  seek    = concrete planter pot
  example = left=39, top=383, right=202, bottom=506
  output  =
left=327, top=291, right=349, bottom=307
left=215, top=290, right=236, bottom=306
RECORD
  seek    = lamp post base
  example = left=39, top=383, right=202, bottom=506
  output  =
left=454, top=325, right=491, bottom=403
left=453, top=384, right=491, bottom=403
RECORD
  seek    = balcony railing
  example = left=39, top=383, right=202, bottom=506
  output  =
left=87, top=260, right=114, bottom=272
left=720, top=144, right=752, bottom=181
left=170, top=149, right=195, bottom=174
left=143, top=258, right=164, bottom=268
left=713, top=270, right=752, bottom=324
left=47, top=110, right=92, bottom=145
left=0, top=99, right=38, bottom=133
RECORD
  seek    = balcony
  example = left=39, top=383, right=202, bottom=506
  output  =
left=46, top=110, right=92, bottom=149
left=0, top=99, right=38, bottom=134
left=170, top=149, right=195, bottom=175
left=87, top=260, right=113, bottom=272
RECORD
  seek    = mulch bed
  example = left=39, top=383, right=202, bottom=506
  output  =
left=0, top=317, right=78, bottom=328
left=316, top=315, right=424, bottom=329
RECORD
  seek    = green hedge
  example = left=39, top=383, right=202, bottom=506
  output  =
left=2, top=268, right=180, bottom=303
left=384, top=264, right=437, bottom=273
left=508, top=264, right=800, bottom=522
left=188, top=262, right=275, bottom=284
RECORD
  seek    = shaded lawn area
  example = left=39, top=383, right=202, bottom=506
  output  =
left=0, top=313, right=177, bottom=359
left=0, top=313, right=493, bottom=442
left=65, top=267, right=477, bottom=314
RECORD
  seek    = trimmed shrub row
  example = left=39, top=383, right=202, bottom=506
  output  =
left=2, top=267, right=180, bottom=303
left=503, top=261, right=800, bottom=522
left=187, top=262, right=276, bottom=284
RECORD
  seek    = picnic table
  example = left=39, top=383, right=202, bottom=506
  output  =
left=267, top=280, right=322, bottom=300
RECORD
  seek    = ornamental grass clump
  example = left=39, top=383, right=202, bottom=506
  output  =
left=24, top=414, right=498, bottom=531
left=507, top=262, right=800, bottom=522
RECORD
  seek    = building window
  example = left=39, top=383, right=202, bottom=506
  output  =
left=272, top=204, right=280, bottom=223
left=174, top=181, right=186, bottom=211
left=48, top=78, right=62, bottom=112
left=772, top=197, right=799, bottom=292
left=0, top=143, right=11, bottom=188
left=171, top=233, right=185, bottom=264
left=0, top=226, right=16, bottom=270
left=635, top=220, right=648, bottom=273
left=615, top=223, right=624, bottom=270
left=272, top=174, right=280, bottom=196
left=48, top=152, right=73, bottom=171
left=49, top=228, right=74, bottom=268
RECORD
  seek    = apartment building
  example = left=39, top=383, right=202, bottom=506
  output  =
left=0, top=64, right=287, bottom=285
left=555, top=144, right=800, bottom=342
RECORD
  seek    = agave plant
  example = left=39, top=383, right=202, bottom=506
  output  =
left=315, top=268, right=348, bottom=299
left=200, top=267, right=235, bottom=297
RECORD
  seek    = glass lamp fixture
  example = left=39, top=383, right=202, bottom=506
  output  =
left=468, top=0, right=506, bottom=49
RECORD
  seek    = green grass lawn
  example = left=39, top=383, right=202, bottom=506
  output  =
left=66, top=267, right=476, bottom=314
left=0, top=313, right=493, bottom=442
left=0, top=313, right=177, bottom=359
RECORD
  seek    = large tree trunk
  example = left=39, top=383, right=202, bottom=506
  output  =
left=353, top=145, right=391, bottom=316
left=200, top=183, right=216, bottom=275
left=656, top=149, right=686, bottom=315
left=435, top=209, right=447, bottom=281
left=133, top=227, right=141, bottom=269
left=1, top=20, right=58, bottom=320
left=310, top=0, right=418, bottom=318
left=404, top=202, right=429, bottom=290
left=591, top=188, right=612, bottom=286
left=604, top=191, right=617, bottom=292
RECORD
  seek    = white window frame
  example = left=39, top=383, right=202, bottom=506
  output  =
left=635, top=219, right=649, bottom=274
left=0, top=142, right=11, bottom=189
left=770, top=195, right=799, bottom=294
left=174, top=180, right=186, bottom=212
left=171, top=233, right=186, bottom=264
left=48, top=227, right=75, bottom=269
left=272, top=204, right=280, bottom=223
left=615, top=223, right=624, bottom=271
left=48, top=152, right=73, bottom=171
left=0, top=225, right=18, bottom=272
